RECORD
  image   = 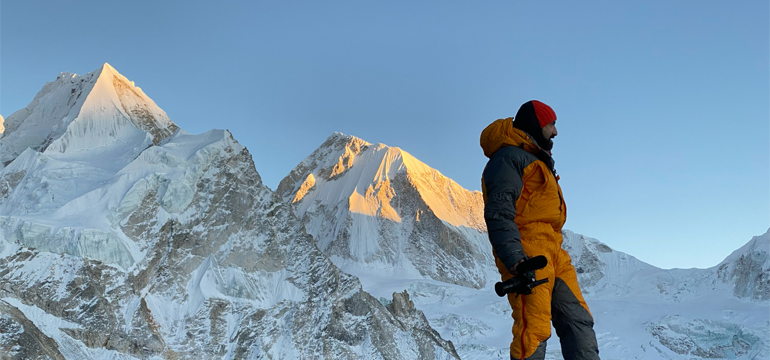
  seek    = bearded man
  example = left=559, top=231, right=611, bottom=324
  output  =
left=480, top=100, right=600, bottom=360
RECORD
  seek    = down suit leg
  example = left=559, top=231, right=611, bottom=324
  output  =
left=496, top=232, right=600, bottom=360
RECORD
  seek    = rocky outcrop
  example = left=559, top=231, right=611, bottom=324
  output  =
left=716, top=232, right=770, bottom=301
left=0, top=300, right=66, bottom=360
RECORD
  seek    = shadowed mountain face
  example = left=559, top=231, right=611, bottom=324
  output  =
left=276, top=133, right=496, bottom=289
left=0, top=65, right=459, bottom=360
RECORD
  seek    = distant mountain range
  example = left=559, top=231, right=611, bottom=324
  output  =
left=0, top=64, right=767, bottom=360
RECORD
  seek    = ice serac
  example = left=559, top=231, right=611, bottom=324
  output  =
left=277, top=132, right=496, bottom=289
left=0, top=67, right=459, bottom=359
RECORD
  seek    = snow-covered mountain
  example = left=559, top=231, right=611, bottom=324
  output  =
left=276, top=133, right=496, bottom=290
left=0, top=63, right=177, bottom=170
left=279, top=135, right=769, bottom=360
left=562, top=229, right=769, bottom=302
left=0, top=64, right=460, bottom=359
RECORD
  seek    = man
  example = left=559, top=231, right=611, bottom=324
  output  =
left=480, top=100, right=600, bottom=360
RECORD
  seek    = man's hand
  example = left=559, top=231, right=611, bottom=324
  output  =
left=510, top=258, right=526, bottom=277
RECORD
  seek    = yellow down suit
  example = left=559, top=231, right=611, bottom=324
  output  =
left=480, top=118, right=599, bottom=360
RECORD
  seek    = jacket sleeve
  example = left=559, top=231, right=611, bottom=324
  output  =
left=483, top=152, right=527, bottom=271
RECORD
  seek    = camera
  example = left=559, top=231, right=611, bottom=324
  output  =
left=494, top=255, right=549, bottom=296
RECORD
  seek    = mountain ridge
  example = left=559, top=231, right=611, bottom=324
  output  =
left=0, top=64, right=461, bottom=359
left=278, top=132, right=485, bottom=228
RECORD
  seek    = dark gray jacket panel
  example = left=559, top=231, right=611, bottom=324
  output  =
left=483, top=145, right=538, bottom=270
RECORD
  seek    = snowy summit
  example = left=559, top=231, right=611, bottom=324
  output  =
left=0, top=63, right=176, bottom=169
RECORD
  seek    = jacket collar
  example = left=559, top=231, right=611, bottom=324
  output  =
left=480, top=117, right=556, bottom=174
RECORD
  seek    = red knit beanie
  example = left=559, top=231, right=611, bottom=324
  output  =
left=531, top=100, right=557, bottom=128
left=513, top=100, right=557, bottom=151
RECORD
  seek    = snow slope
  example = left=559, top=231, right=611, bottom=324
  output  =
left=0, top=65, right=460, bottom=360
left=339, top=228, right=770, bottom=360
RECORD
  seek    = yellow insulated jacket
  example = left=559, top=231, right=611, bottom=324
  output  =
left=480, top=117, right=566, bottom=273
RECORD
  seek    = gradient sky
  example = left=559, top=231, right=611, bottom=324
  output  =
left=1, top=1, right=768, bottom=269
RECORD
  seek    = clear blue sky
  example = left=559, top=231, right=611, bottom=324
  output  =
left=1, top=1, right=768, bottom=269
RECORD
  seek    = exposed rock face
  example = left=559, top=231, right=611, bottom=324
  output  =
left=112, top=74, right=178, bottom=145
left=385, top=291, right=458, bottom=360
left=0, top=65, right=459, bottom=360
left=716, top=232, right=770, bottom=301
left=0, top=299, right=67, bottom=360
left=277, top=133, right=496, bottom=289
left=277, top=134, right=770, bottom=359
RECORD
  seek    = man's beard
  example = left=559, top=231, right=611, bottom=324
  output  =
left=542, top=138, right=554, bottom=151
